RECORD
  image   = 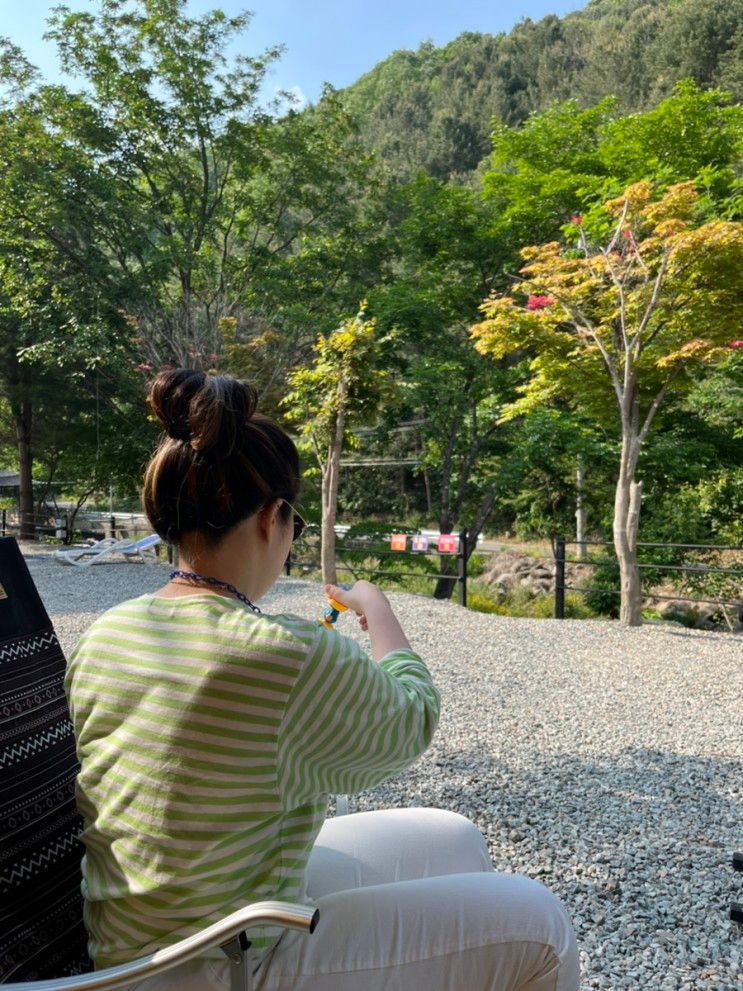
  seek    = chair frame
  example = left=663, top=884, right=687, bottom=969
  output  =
left=2, top=901, right=319, bottom=991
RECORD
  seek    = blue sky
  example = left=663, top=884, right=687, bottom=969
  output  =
left=2, top=1, right=587, bottom=105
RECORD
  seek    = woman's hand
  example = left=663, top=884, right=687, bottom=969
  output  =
left=323, top=581, right=389, bottom=633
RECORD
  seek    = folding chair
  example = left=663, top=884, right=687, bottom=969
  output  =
left=0, top=537, right=318, bottom=990
left=53, top=535, right=161, bottom=567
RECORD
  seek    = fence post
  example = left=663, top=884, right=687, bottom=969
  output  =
left=109, top=514, right=116, bottom=539
left=457, top=529, right=468, bottom=608
left=284, top=550, right=292, bottom=577
left=554, top=534, right=566, bottom=619
left=1, top=509, right=5, bottom=537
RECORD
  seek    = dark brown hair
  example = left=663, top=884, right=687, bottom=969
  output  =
left=143, top=369, right=300, bottom=545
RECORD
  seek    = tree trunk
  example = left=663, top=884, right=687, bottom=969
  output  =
left=433, top=539, right=457, bottom=599
left=422, top=467, right=432, bottom=517
left=433, top=508, right=455, bottom=599
left=613, top=438, right=643, bottom=627
left=320, top=373, right=348, bottom=585
left=35, top=456, right=60, bottom=517
left=68, top=488, right=96, bottom=546
left=433, top=491, right=495, bottom=600
left=431, top=415, right=464, bottom=600
left=466, top=492, right=495, bottom=560
left=320, top=460, right=337, bottom=585
left=14, top=397, right=34, bottom=540
left=575, top=461, right=587, bottom=562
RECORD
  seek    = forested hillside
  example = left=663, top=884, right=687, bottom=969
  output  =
left=340, top=0, right=743, bottom=179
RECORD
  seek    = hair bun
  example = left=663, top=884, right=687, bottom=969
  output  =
left=148, top=369, right=258, bottom=457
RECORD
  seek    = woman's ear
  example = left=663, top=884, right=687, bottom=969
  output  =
left=257, top=499, right=282, bottom=541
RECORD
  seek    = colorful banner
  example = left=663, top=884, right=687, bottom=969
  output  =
left=437, top=534, right=457, bottom=554
left=390, top=534, right=408, bottom=551
left=411, top=535, right=429, bottom=553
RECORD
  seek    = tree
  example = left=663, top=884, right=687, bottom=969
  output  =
left=0, top=80, right=120, bottom=533
left=492, top=408, right=616, bottom=551
left=339, top=2, right=742, bottom=181
left=282, top=306, right=395, bottom=583
left=10, top=1, right=376, bottom=374
left=470, top=180, right=743, bottom=625
left=367, top=175, right=516, bottom=597
left=1, top=1, right=382, bottom=521
left=482, top=82, right=742, bottom=279
left=38, top=0, right=280, bottom=367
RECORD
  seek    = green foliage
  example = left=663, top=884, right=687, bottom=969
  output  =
left=482, top=82, right=742, bottom=279
left=340, top=0, right=742, bottom=180
left=467, top=552, right=489, bottom=578
left=680, top=350, right=743, bottom=439
left=491, top=408, right=616, bottom=544
left=0, top=0, right=740, bottom=619
left=468, top=581, right=599, bottom=618
left=4, top=0, right=380, bottom=378
left=598, top=80, right=742, bottom=189
left=466, top=590, right=501, bottom=614
left=282, top=306, right=396, bottom=472
left=579, top=555, right=621, bottom=618
left=359, top=176, right=518, bottom=536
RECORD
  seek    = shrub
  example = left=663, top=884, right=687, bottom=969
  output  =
left=467, top=580, right=602, bottom=619
left=466, top=590, right=501, bottom=614
left=580, top=555, right=621, bottom=618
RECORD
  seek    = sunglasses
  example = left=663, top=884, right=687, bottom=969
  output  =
left=283, top=501, right=308, bottom=542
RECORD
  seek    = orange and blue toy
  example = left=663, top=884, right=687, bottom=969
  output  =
left=319, top=587, right=349, bottom=629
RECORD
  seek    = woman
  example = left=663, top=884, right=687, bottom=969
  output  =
left=66, top=369, right=579, bottom=990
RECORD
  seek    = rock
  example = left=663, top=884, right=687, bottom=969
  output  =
left=660, top=600, right=699, bottom=626
left=493, top=573, right=518, bottom=591
left=693, top=605, right=726, bottom=630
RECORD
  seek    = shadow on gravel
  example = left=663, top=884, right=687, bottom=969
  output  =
left=353, top=747, right=741, bottom=988
left=661, top=628, right=741, bottom=643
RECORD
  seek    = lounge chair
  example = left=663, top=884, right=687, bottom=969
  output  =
left=54, top=533, right=161, bottom=566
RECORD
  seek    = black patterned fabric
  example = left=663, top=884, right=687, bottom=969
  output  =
left=0, top=537, right=92, bottom=981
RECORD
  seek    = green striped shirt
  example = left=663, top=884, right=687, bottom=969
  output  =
left=64, top=592, right=439, bottom=967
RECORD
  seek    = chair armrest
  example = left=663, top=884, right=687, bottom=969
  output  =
left=3, top=901, right=319, bottom=991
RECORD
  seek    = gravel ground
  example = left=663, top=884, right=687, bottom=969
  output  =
left=26, top=552, right=743, bottom=990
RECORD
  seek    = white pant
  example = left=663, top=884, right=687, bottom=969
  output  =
left=129, top=808, right=579, bottom=990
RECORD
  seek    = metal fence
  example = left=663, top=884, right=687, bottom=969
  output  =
left=285, top=526, right=472, bottom=606
left=0, top=509, right=154, bottom=543
left=554, top=536, right=742, bottom=620
left=287, top=526, right=741, bottom=621
left=4, top=509, right=739, bottom=621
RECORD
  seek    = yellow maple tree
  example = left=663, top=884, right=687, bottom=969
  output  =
left=470, top=181, right=743, bottom=625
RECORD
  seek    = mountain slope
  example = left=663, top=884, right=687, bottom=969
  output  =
left=339, top=0, right=743, bottom=180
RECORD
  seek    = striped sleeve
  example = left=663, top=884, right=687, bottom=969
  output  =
left=277, top=625, right=439, bottom=807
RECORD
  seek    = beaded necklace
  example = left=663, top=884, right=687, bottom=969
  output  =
left=169, top=570, right=262, bottom=614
